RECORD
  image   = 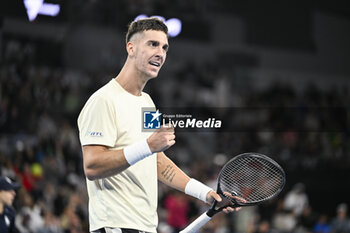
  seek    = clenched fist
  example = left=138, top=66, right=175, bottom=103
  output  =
left=147, top=124, right=175, bottom=153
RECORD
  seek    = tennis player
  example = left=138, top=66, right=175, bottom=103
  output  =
left=78, top=18, right=237, bottom=233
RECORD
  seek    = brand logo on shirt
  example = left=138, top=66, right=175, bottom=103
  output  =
left=87, top=131, right=103, bottom=137
left=143, top=109, right=162, bottom=129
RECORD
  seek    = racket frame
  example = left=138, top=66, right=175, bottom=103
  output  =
left=208, top=152, right=286, bottom=216
left=180, top=152, right=286, bottom=233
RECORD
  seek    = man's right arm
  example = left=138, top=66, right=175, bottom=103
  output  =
left=82, top=125, right=175, bottom=180
left=82, top=145, right=130, bottom=180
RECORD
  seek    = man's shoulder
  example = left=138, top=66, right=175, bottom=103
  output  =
left=89, top=80, right=120, bottom=101
left=142, top=92, right=155, bottom=107
left=142, top=91, right=151, bottom=98
left=94, top=79, right=117, bottom=94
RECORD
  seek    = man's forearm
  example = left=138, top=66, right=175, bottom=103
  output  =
left=157, top=152, right=190, bottom=191
left=157, top=152, right=214, bottom=203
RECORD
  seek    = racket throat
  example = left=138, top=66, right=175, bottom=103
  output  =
left=207, top=208, right=216, bottom=217
left=207, top=200, right=222, bottom=217
left=207, top=199, right=232, bottom=217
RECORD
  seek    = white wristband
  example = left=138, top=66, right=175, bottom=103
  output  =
left=185, top=178, right=213, bottom=203
left=123, top=138, right=153, bottom=165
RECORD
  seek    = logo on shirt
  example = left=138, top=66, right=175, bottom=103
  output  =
left=87, top=131, right=103, bottom=137
left=143, top=109, right=162, bottom=129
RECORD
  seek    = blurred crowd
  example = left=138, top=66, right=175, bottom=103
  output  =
left=157, top=183, right=350, bottom=233
left=1, top=38, right=349, bottom=233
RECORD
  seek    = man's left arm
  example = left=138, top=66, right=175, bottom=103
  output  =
left=157, top=152, right=235, bottom=213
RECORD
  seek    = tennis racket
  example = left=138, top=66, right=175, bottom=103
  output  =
left=180, top=152, right=286, bottom=233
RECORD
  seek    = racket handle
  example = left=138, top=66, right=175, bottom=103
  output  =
left=180, top=212, right=212, bottom=233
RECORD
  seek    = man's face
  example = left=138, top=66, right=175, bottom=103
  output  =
left=0, top=190, right=16, bottom=206
left=130, top=30, right=169, bottom=79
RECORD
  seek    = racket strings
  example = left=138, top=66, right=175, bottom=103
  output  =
left=220, top=155, right=284, bottom=204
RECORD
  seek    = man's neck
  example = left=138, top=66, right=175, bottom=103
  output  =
left=116, top=62, right=148, bottom=96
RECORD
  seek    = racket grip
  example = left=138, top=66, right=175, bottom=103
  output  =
left=180, top=212, right=212, bottom=233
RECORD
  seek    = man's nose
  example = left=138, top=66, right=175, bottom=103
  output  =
left=156, top=47, right=166, bottom=57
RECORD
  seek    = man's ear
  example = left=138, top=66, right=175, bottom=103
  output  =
left=126, top=41, right=135, bottom=57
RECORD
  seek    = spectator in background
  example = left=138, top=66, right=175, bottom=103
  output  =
left=296, top=205, right=318, bottom=233
left=284, top=183, right=309, bottom=217
left=272, top=199, right=297, bottom=232
left=0, top=156, right=16, bottom=179
left=18, top=163, right=36, bottom=193
left=313, top=214, right=331, bottom=233
left=163, top=190, right=189, bottom=232
left=0, top=176, right=20, bottom=233
left=330, top=203, right=350, bottom=233
left=37, top=210, right=63, bottom=233
left=249, top=220, right=277, bottom=233
left=60, top=193, right=85, bottom=233
left=15, top=191, right=44, bottom=233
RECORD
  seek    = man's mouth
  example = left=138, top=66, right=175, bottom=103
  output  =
left=149, top=61, right=161, bottom=67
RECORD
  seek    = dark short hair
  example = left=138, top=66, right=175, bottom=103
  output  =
left=126, top=18, right=168, bottom=43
